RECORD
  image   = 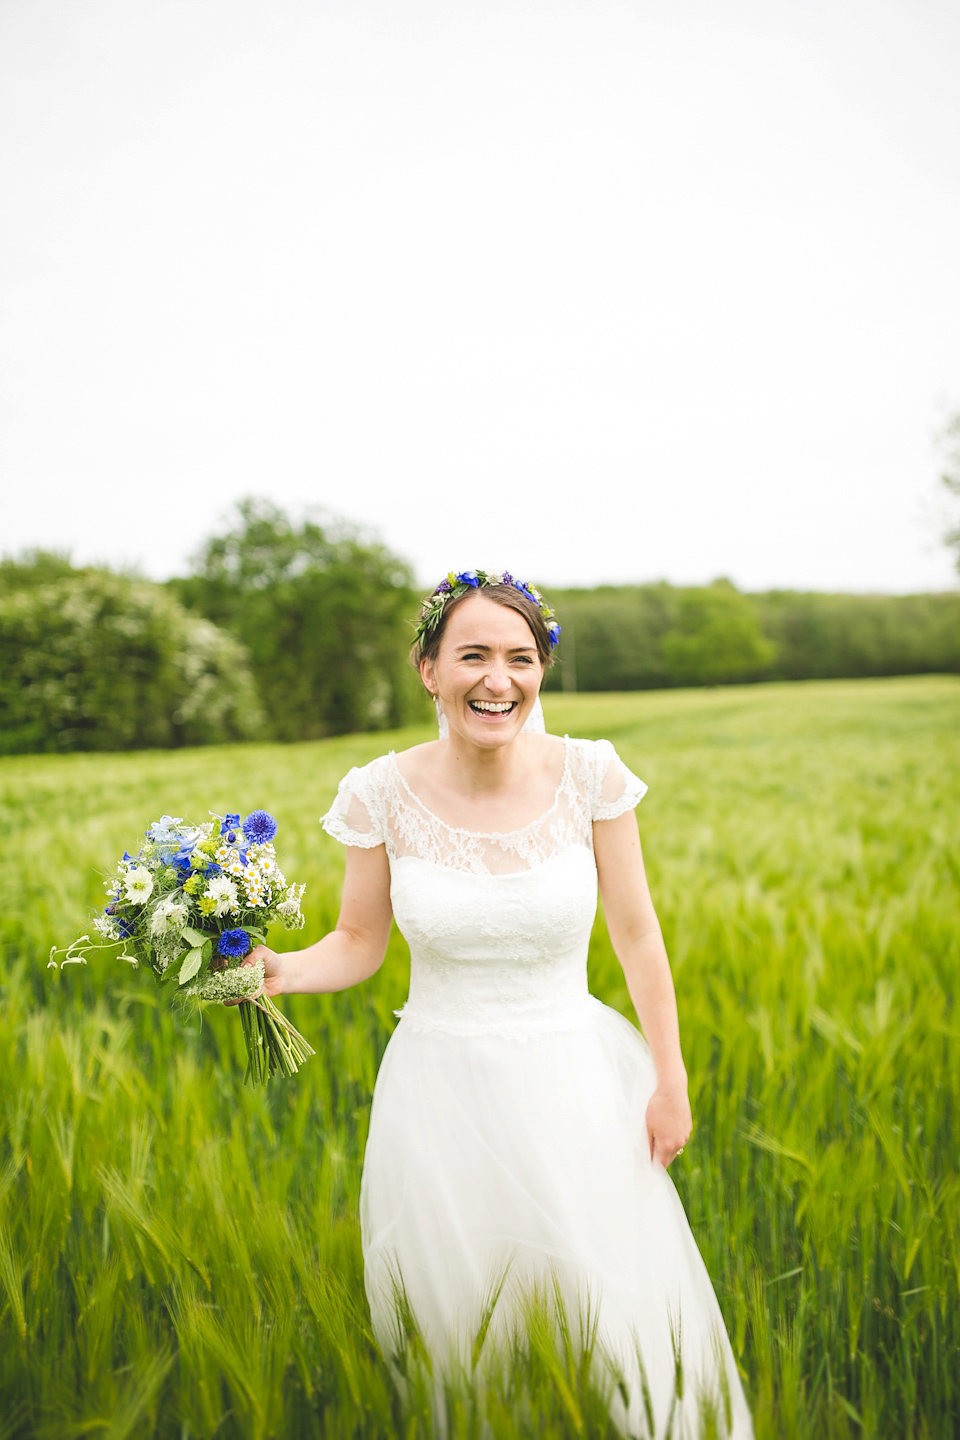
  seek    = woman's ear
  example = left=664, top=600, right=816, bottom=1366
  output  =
left=420, top=657, right=437, bottom=696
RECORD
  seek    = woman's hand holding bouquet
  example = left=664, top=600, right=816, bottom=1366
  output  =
left=51, top=808, right=315, bottom=1085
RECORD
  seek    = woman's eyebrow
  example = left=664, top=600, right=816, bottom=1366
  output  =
left=454, top=642, right=537, bottom=653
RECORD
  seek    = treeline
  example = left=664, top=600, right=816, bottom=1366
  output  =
left=542, top=582, right=960, bottom=692
left=0, top=501, right=428, bottom=756
left=1, top=501, right=958, bottom=754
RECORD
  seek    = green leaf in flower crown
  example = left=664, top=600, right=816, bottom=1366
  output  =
left=181, top=926, right=209, bottom=948
left=178, top=946, right=204, bottom=985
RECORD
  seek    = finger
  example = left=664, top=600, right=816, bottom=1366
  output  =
left=647, top=1122, right=656, bottom=1162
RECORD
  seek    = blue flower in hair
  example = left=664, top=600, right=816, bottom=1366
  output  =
left=455, top=571, right=480, bottom=588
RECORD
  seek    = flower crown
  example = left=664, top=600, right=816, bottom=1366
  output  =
left=413, top=570, right=561, bottom=653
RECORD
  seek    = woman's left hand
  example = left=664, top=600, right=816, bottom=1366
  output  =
left=645, top=1079, right=692, bottom=1168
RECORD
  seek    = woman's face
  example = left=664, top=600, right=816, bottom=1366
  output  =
left=421, top=593, right=543, bottom=748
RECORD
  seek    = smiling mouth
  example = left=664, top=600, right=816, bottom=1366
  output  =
left=469, top=700, right=518, bottom=717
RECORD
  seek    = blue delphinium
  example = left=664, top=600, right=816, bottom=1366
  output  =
left=172, top=844, right=196, bottom=878
left=218, top=928, right=252, bottom=959
left=455, top=571, right=480, bottom=588
left=242, top=810, right=278, bottom=844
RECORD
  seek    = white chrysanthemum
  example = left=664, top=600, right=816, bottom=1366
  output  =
left=204, top=876, right=239, bottom=917
left=149, top=898, right=189, bottom=939
left=123, top=867, right=154, bottom=903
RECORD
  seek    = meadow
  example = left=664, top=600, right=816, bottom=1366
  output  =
left=0, top=675, right=957, bottom=1439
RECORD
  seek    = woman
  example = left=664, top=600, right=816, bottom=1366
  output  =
left=246, top=570, right=752, bottom=1437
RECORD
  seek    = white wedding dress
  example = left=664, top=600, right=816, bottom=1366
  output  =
left=321, top=732, right=752, bottom=1438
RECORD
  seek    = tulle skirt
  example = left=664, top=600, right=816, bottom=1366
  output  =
left=361, top=998, right=753, bottom=1438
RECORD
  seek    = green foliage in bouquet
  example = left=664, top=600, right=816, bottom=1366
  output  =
left=49, top=807, right=314, bottom=1084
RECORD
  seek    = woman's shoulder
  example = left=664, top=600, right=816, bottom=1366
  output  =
left=335, top=750, right=395, bottom=789
left=562, top=736, right=648, bottom=816
left=562, top=733, right=618, bottom=774
left=391, top=739, right=440, bottom=785
left=321, top=752, right=395, bottom=847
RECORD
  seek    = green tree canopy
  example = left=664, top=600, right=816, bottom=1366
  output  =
left=660, top=581, right=776, bottom=685
left=0, top=566, right=262, bottom=754
left=172, top=499, right=426, bottom=741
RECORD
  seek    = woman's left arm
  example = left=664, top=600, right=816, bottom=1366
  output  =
left=594, top=809, right=692, bottom=1168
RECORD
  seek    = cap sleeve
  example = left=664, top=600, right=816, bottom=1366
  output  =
left=320, top=760, right=387, bottom=848
left=591, top=738, right=647, bottom=821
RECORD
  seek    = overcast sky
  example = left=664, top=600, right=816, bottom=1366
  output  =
left=2, top=0, right=959, bottom=593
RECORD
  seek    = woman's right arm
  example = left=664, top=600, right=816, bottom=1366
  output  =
left=245, top=843, right=393, bottom=997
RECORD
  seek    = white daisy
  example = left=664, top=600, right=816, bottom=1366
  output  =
left=243, top=873, right=266, bottom=906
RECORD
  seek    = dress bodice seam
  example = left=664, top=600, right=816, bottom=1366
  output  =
left=387, top=735, right=574, bottom=841
left=389, top=842, right=593, bottom=881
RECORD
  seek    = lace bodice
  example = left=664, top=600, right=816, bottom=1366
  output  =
left=321, top=737, right=646, bottom=1037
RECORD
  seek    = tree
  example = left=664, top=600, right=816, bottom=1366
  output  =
left=172, top=499, right=426, bottom=741
left=660, top=581, right=775, bottom=686
left=0, top=566, right=262, bottom=754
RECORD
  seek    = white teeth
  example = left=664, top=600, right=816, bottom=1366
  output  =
left=470, top=700, right=516, bottom=713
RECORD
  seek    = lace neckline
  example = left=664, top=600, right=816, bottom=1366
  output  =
left=388, top=736, right=572, bottom=841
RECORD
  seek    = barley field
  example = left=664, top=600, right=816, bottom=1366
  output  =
left=0, top=676, right=957, bottom=1439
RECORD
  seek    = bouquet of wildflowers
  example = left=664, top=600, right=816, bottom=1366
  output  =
left=51, top=808, right=315, bottom=1084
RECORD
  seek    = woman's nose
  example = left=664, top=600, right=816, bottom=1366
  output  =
left=482, top=661, right=512, bottom=694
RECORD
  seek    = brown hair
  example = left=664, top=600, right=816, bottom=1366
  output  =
left=412, top=584, right=556, bottom=671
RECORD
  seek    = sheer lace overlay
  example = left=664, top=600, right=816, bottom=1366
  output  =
left=321, top=736, right=646, bottom=875
left=320, top=738, right=646, bottom=1039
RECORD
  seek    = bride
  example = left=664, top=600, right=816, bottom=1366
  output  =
left=245, top=570, right=753, bottom=1437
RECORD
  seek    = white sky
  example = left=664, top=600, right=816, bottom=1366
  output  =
left=2, top=0, right=959, bottom=593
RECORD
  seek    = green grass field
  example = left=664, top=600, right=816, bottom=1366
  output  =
left=1, top=676, right=958, bottom=1438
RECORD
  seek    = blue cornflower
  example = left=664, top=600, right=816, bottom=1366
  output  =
left=218, top=928, right=252, bottom=959
left=455, top=571, right=480, bottom=588
left=242, top=810, right=278, bottom=844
